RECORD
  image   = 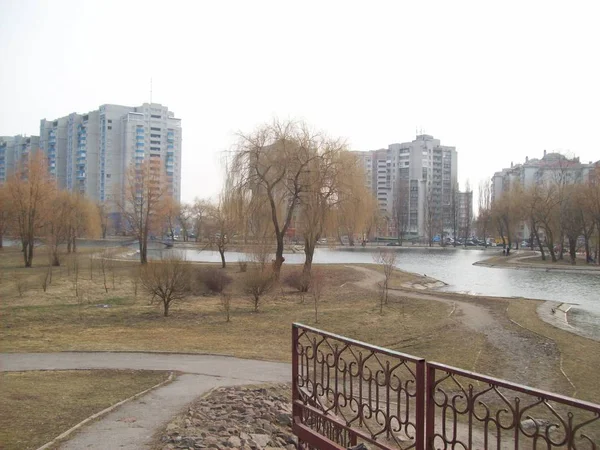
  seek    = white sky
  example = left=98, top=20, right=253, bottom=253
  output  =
left=1, top=0, right=599, bottom=204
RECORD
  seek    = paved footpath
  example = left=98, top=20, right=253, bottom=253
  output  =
left=1, top=352, right=291, bottom=449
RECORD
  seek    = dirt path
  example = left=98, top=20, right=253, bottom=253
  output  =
left=348, top=265, right=564, bottom=391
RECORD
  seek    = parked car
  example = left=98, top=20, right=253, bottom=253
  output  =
left=386, top=241, right=400, bottom=246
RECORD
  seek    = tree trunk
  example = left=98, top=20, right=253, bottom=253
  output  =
left=26, top=239, right=34, bottom=267
left=219, top=247, right=226, bottom=268
left=532, top=225, right=545, bottom=261
left=568, top=237, right=577, bottom=265
left=72, top=236, right=77, bottom=253
left=0, top=230, right=3, bottom=249
left=140, top=237, right=147, bottom=264
left=52, top=252, right=60, bottom=266
left=273, top=234, right=285, bottom=277
left=303, top=241, right=315, bottom=291
left=558, top=231, right=565, bottom=260
left=67, top=239, right=72, bottom=253
left=23, top=242, right=29, bottom=267
left=163, top=301, right=169, bottom=317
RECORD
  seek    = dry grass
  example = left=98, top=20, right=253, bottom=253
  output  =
left=507, top=301, right=600, bottom=402
left=1, top=246, right=599, bottom=405
left=0, top=369, right=169, bottom=450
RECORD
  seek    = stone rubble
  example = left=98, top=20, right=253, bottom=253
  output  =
left=158, top=383, right=298, bottom=450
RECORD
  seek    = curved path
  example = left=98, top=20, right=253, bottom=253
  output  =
left=349, top=266, right=566, bottom=392
left=1, top=353, right=290, bottom=450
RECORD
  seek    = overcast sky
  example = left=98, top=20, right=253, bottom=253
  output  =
left=1, top=0, right=599, bottom=204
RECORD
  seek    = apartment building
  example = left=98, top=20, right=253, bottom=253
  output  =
left=356, top=134, right=458, bottom=238
left=0, top=135, right=41, bottom=183
left=491, top=150, right=599, bottom=241
left=492, top=150, right=598, bottom=203
left=39, top=103, right=182, bottom=216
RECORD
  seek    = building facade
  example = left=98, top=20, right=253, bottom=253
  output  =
left=0, top=135, right=41, bottom=183
left=491, top=150, right=599, bottom=241
left=356, top=134, right=458, bottom=238
left=39, top=103, right=182, bottom=214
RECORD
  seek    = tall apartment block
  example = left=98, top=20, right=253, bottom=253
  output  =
left=39, top=103, right=182, bottom=215
left=0, top=135, right=41, bottom=183
left=355, top=134, right=458, bottom=238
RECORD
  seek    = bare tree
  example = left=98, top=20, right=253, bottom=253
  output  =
left=6, top=153, right=55, bottom=267
left=231, top=119, right=328, bottom=277
left=335, top=167, right=376, bottom=246
left=97, top=202, right=110, bottom=239
left=221, top=293, right=232, bottom=322
left=0, top=184, right=10, bottom=249
left=206, top=187, right=240, bottom=268
left=118, top=161, right=165, bottom=264
left=297, top=139, right=352, bottom=285
left=45, top=190, right=74, bottom=266
left=99, top=250, right=110, bottom=293
left=450, top=183, right=459, bottom=246
left=373, top=249, right=397, bottom=313
left=244, top=268, right=275, bottom=312
left=191, top=198, right=209, bottom=242
left=140, top=256, right=190, bottom=317
left=178, top=203, right=193, bottom=242
left=160, top=196, right=179, bottom=241
left=393, top=178, right=409, bottom=245
left=424, top=185, right=436, bottom=247
left=477, top=179, right=492, bottom=248
left=461, top=181, right=473, bottom=246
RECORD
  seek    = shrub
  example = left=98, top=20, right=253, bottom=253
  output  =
left=204, top=267, right=233, bottom=293
left=244, top=268, right=275, bottom=312
left=284, top=270, right=310, bottom=292
left=238, top=259, right=248, bottom=273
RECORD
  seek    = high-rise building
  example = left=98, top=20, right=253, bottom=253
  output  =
left=39, top=103, right=182, bottom=214
left=0, top=135, right=41, bottom=183
left=355, top=134, right=458, bottom=238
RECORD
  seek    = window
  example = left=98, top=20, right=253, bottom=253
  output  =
left=108, top=119, right=112, bottom=124
left=150, top=146, right=160, bottom=151
left=151, top=115, right=161, bottom=119
left=150, top=140, right=160, bottom=145
left=107, top=126, right=112, bottom=130
left=150, top=134, right=161, bottom=138
left=151, top=127, right=161, bottom=131
left=106, top=174, right=111, bottom=178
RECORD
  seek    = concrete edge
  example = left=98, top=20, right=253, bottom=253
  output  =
left=0, top=350, right=289, bottom=366
left=35, top=371, right=176, bottom=450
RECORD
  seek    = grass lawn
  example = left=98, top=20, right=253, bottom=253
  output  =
left=1, top=246, right=599, bottom=405
left=0, top=369, right=169, bottom=450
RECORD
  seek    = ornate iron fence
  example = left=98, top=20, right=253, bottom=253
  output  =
left=292, top=323, right=426, bottom=450
left=426, top=362, right=600, bottom=450
left=292, top=324, right=600, bottom=450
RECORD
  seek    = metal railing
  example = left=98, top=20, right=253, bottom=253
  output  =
left=426, top=362, right=600, bottom=450
left=292, top=323, right=426, bottom=450
left=292, top=324, right=600, bottom=450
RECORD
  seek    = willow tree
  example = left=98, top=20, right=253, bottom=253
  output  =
left=232, top=120, right=325, bottom=276
left=296, top=140, right=355, bottom=284
left=6, top=153, right=55, bottom=267
left=118, top=160, right=165, bottom=264
left=335, top=165, right=376, bottom=246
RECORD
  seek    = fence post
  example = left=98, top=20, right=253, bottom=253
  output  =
left=425, top=363, right=436, bottom=450
left=292, top=324, right=300, bottom=424
left=415, top=359, right=425, bottom=450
